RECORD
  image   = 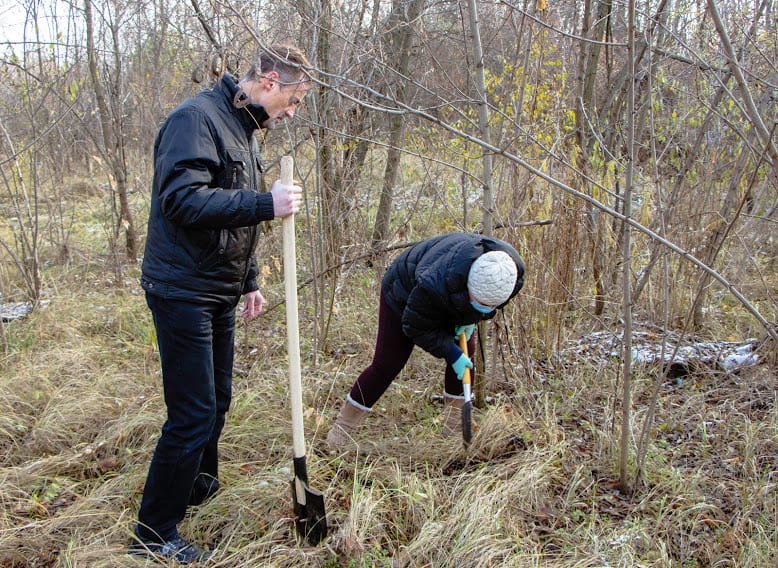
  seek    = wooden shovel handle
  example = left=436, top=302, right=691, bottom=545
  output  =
left=281, top=156, right=306, bottom=460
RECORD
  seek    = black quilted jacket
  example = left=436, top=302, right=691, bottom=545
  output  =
left=141, top=74, right=275, bottom=304
left=382, top=233, right=525, bottom=360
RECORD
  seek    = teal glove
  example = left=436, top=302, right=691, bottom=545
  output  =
left=451, top=352, right=473, bottom=380
left=454, top=324, right=475, bottom=341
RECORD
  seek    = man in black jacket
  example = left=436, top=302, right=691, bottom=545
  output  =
left=326, top=233, right=525, bottom=451
left=131, top=44, right=312, bottom=563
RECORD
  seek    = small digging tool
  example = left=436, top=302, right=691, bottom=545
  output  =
left=281, top=156, right=327, bottom=545
left=458, top=330, right=474, bottom=447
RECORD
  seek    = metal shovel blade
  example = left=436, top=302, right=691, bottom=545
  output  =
left=462, top=398, right=473, bottom=447
left=459, top=331, right=474, bottom=447
left=290, top=457, right=328, bottom=545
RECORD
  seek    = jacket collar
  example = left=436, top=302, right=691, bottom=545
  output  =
left=217, top=73, right=270, bottom=134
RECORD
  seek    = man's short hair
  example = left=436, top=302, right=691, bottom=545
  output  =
left=245, top=43, right=311, bottom=84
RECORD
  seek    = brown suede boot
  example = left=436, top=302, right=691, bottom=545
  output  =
left=326, top=399, right=370, bottom=450
left=441, top=395, right=465, bottom=437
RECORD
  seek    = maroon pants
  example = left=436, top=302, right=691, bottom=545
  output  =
left=348, top=293, right=475, bottom=408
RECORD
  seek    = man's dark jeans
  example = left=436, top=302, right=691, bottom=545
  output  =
left=137, top=293, right=235, bottom=542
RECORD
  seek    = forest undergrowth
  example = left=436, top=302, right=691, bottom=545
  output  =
left=0, top=249, right=775, bottom=568
left=1, top=0, right=777, bottom=564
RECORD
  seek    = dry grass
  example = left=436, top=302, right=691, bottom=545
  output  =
left=0, top=257, right=776, bottom=568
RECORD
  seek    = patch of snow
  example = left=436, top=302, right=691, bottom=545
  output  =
left=0, top=300, right=50, bottom=321
left=558, top=326, right=761, bottom=374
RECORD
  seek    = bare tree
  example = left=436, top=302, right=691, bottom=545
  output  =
left=84, top=0, right=139, bottom=265
left=371, top=0, right=426, bottom=249
left=618, top=0, right=636, bottom=495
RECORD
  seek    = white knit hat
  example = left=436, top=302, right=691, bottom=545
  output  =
left=467, top=251, right=518, bottom=308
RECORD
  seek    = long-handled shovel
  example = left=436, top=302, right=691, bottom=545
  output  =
left=458, top=331, right=474, bottom=447
left=281, top=156, right=327, bottom=546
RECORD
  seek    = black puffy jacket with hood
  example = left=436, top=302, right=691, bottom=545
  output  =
left=382, top=232, right=525, bottom=361
left=141, top=74, right=275, bottom=304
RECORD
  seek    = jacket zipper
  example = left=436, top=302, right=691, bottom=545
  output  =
left=240, top=138, right=260, bottom=291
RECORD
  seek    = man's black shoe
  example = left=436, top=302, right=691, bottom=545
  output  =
left=129, top=533, right=213, bottom=564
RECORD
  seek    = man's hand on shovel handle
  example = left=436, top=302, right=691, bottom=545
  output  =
left=271, top=179, right=303, bottom=218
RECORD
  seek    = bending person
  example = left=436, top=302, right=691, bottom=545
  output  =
left=327, top=232, right=525, bottom=450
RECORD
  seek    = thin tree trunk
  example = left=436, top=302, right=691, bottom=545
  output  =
left=618, top=0, right=636, bottom=495
left=371, top=0, right=425, bottom=248
left=466, top=0, right=495, bottom=408
left=576, top=0, right=614, bottom=317
left=467, top=0, right=493, bottom=237
left=83, top=0, right=138, bottom=263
